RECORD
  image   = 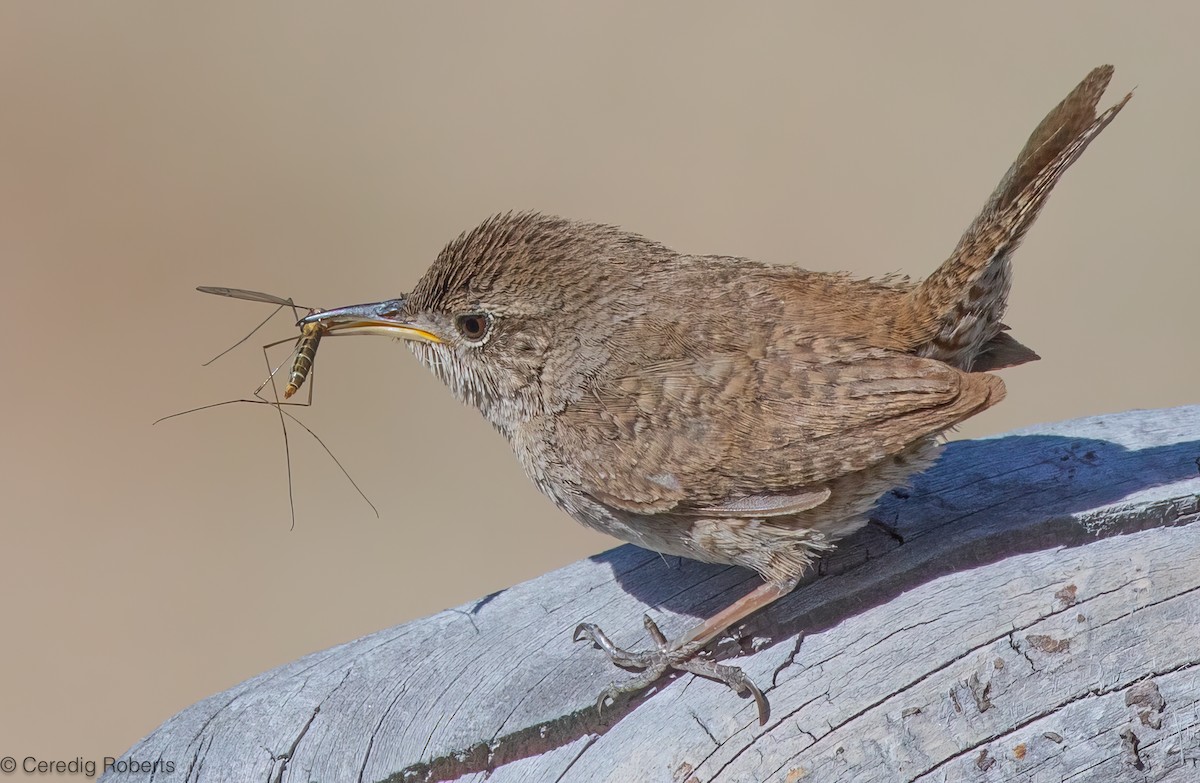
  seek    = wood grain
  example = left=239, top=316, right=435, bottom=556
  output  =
left=105, top=406, right=1200, bottom=782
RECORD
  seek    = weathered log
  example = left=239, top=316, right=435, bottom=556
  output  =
left=105, top=406, right=1200, bottom=782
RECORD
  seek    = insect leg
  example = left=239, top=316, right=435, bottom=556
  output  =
left=202, top=301, right=291, bottom=367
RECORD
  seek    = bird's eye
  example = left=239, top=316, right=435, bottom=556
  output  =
left=454, top=312, right=492, bottom=343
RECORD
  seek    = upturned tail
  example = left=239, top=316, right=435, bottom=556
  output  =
left=901, top=65, right=1131, bottom=371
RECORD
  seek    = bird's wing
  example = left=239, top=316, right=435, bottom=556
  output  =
left=556, top=331, right=1003, bottom=515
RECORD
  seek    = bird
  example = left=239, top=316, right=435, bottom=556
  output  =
left=300, top=66, right=1130, bottom=724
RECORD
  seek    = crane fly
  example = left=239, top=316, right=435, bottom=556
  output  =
left=196, top=286, right=325, bottom=399
left=155, top=286, right=378, bottom=527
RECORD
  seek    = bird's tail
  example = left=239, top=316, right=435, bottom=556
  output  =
left=900, top=65, right=1131, bottom=371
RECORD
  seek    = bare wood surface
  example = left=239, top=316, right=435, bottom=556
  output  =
left=105, top=406, right=1200, bottom=782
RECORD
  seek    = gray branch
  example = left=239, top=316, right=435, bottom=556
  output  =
left=105, top=406, right=1200, bottom=782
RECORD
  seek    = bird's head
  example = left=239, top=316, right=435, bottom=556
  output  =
left=300, top=212, right=676, bottom=432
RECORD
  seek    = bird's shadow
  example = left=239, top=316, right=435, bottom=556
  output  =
left=586, top=426, right=1200, bottom=647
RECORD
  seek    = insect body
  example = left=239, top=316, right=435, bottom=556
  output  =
left=195, top=286, right=326, bottom=401
left=285, top=320, right=323, bottom=399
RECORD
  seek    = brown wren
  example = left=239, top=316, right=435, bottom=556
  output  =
left=301, top=66, right=1129, bottom=724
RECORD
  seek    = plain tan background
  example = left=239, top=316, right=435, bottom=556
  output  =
left=2, top=1, right=1197, bottom=773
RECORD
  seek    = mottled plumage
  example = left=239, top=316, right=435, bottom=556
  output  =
left=303, top=66, right=1130, bottom=722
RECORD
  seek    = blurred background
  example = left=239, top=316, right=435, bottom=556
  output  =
left=2, top=1, right=1197, bottom=772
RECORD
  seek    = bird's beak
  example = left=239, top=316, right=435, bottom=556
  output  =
left=298, top=298, right=443, bottom=343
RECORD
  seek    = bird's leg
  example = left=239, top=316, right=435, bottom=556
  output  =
left=574, top=578, right=797, bottom=725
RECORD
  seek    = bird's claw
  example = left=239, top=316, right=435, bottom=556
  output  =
left=573, top=622, right=658, bottom=669
left=574, top=614, right=770, bottom=725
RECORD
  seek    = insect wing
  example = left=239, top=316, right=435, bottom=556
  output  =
left=197, top=286, right=297, bottom=307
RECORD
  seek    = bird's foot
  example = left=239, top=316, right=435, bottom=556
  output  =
left=573, top=613, right=768, bottom=724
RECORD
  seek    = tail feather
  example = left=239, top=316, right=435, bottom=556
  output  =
left=972, top=329, right=1040, bottom=372
left=902, top=65, right=1131, bottom=369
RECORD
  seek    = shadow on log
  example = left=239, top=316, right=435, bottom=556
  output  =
left=106, top=407, right=1200, bottom=782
